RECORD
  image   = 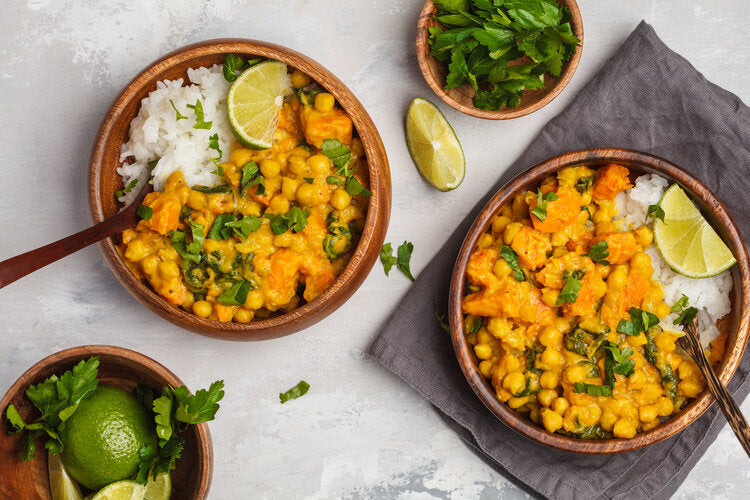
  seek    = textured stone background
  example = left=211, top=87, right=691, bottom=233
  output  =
left=1, top=1, right=748, bottom=498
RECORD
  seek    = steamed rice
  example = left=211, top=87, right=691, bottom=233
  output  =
left=116, top=65, right=233, bottom=205
left=615, top=174, right=732, bottom=347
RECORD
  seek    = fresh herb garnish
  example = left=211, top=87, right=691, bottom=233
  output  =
left=222, top=53, right=246, bottom=82
left=115, top=178, right=139, bottom=198
left=617, top=307, right=660, bottom=336
left=225, top=216, right=262, bottom=239
left=217, top=281, right=253, bottom=305
left=469, top=317, right=482, bottom=334
left=240, top=161, right=265, bottom=196
left=265, top=207, right=310, bottom=235
left=207, top=213, right=237, bottom=240
left=137, top=380, right=224, bottom=484
left=186, top=221, right=205, bottom=256
left=136, top=204, right=153, bottom=220
left=380, top=243, right=397, bottom=276
left=646, top=203, right=665, bottom=223
left=193, top=184, right=231, bottom=194
left=601, top=341, right=635, bottom=387
left=428, top=0, right=579, bottom=110
left=186, top=99, right=212, bottom=130
left=397, top=241, right=415, bottom=281
left=303, top=177, right=314, bottom=184
left=671, top=295, right=699, bottom=325
left=321, top=139, right=350, bottom=169
left=345, top=176, right=372, bottom=197
left=556, top=271, right=583, bottom=305
left=4, top=357, right=100, bottom=461
left=584, top=241, right=610, bottom=266
left=279, top=381, right=310, bottom=404
left=499, top=245, right=524, bottom=281
left=671, top=294, right=689, bottom=312
left=434, top=303, right=450, bottom=333
left=169, top=99, right=187, bottom=121
left=326, top=176, right=344, bottom=186
left=575, top=176, right=594, bottom=194
left=530, top=189, right=558, bottom=222
left=208, top=133, right=222, bottom=166
left=573, top=382, right=612, bottom=397
left=167, top=229, right=198, bottom=265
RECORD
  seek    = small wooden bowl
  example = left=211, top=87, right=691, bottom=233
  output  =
left=88, top=39, right=391, bottom=341
left=0, top=345, right=212, bottom=499
left=449, top=148, right=750, bottom=453
left=416, top=0, right=583, bottom=119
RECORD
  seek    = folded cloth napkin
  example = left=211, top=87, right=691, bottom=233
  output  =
left=369, top=21, right=750, bottom=500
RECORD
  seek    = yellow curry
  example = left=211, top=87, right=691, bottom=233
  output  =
left=118, top=69, right=369, bottom=323
left=462, top=164, right=724, bottom=439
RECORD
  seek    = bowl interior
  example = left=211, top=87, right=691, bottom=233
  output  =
left=89, top=39, right=391, bottom=340
left=416, top=0, right=584, bottom=119
left=0, top=346, right=211, bottom=499
left=449, top=149, right=750, bottom=453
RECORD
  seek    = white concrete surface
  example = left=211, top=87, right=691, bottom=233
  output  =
left=1, top=1, right=749, bottom=498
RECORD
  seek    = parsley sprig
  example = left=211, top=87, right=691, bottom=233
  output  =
left=322, top=139, right=372, bottom=197
left=617, top=307, right=660, bottom=336
left=584, top=241, right=610, bottom=266
left=380, top=241, right=415, bottom=281
left=186, top=99, right=212, bottom=130
left=499, top=245, right=524, bottom=281
left=646, top=203, right=665, bottom=223
left=671, top=294, right=698, bottom=325
left=279, top=381, right=310, bottom=404
left=530, top=189, right=558, bottom=222
left=556, top=270, right=584, bottom=305
left=4, top=358, right=100, bottom=462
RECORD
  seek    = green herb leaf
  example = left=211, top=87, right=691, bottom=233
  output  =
left=499, top=245, right=525, bottom=281
left=617, top=307, right=660, bottom=335
left=556, top=272, right=582, bottom=305
left=222, top=53, right=246, bottom=82
left=208, top=133, right=222, bottom=165
left=397, top=241, right=415, bottom=281
left=321, top=139, right=350, bottom=169
left=174, top=380, right=225, bottom=424
left=240, top=161, right=259, bottom=190
left=380, top=243, right=397, bottom=276
left=193, top=184, right=231, bottom=194
left=530, top=189, right=558, bottom=222
left=152, top=393, right=173, bottom=443
left=584, top=241, right=610, bottom=266
left=646, top=204, right=665, bottom=223
left=267, top=213, right=289, bottom=235
left=434, top=302, right=450, bottom=333
left=4, top=404, right=26, bottom=433
left=675, top=306, right=699, bottom=326
left=169, top=99, right=187, bottom=121
left=671, top=294, right=690, bottom=313
left=217, top=281, right=253, bottom=306
left=136, top=204, right=153, bottom=220
left=345, top=176, right=372, bottom=197
left=116, top=178, right=140, bottom=197
left=326, top=176, right=344, bottom=186
left=279, top=381, right=310, bottom=403
left=601, top=341, right=635, bottom=387
left=225, top=215, right=262, bottom=239
left=185, top=99, right=212, bottom=130
left=573, top=382, right=612, bottom=397
left=288, top=206, right=310, bottom=232
left=147, top=159, right=159, bottom=170
left=303, top=177, right=314, bottom=184
left=470, top=317, right=482, bottom=334
left=136, top=444, right=157, bottom=484
left=207, top=213, right=238, bottom=240
left=186, top=221, right=205, bottom=256
left=574, top=176, right=594, bottom=194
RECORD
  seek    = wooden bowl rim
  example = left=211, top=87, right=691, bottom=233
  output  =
left=0, top=345, right=213, bottom=499
left=448, top=148, right=750, bottom=453
left=416, top=0, right=583, bottom=120
left=88, top=38, right=391, bottom=341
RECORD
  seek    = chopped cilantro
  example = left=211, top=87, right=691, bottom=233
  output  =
left=169, top=99, right=187, bottom=120
left=186, top=99, right=212, bottom=130
left=499, top=245, right=524, bottom=281
left=584, top=241, right=610, bottom=266
left=530, top=189, right=558, bottom=222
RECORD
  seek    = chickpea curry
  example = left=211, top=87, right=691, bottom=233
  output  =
left=462, top=164, right=719, bottom=440
left=119, top=69, right=370, bottom=323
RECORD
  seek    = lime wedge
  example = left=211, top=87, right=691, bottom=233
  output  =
left=653, top=184, right=736, bottom=278
left=144, top=473, right=171, bottom=500
left=227, top=60, right=289, bottom=149
left=48, top=452, right=83, bottom=500
left=90, top=481, right=146, bottom=500
left=405, top=97, right=465, bottom=191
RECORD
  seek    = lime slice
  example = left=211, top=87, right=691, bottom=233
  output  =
left=48, top=452, right=83, bottom=500
left=90, top=481, right=146, bottom=500
left=653, top=184, right=736, bottom=278
left=227, top=60, right=289, bottom=149
left=405, top=97, right=465, bottom=191
left=144, top=473, right=171, bottom=500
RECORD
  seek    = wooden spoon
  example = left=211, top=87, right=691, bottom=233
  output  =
left=0, top=182, right=152, bottom=289
left=678, top=320, right=750, bottom=457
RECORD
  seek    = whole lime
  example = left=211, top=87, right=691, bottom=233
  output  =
left=60, top=385, right=156, bottom=491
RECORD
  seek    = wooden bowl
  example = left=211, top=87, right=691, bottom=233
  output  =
left=416, top=0, right=583, bottom=120
left=448, top=148, right=750, bottom=453
left=88, top=39, right=391, bottom=341
left=0, top=345, right=212, bottom=499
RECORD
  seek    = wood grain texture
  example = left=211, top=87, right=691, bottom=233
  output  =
left=679, top=321, right=750, bottom=457
left=416, top=0, right=583, bottom=120
left=88, top=39, right=392, bottom=341
left=0, top=183, right=151, bottom=289
left=448, top=148, right=750, bottom=454
left=0, top=345, right=212, bottom=499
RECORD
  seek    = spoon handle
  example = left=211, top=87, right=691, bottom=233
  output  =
left=682, top=322, right=750, bottom=457
left=0, top=212, right=134, bottom=289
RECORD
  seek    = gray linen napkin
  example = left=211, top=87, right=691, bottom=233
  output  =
left=368, top=21, right=750, bottom=500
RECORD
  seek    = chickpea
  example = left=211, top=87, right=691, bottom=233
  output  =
left=578, top=405, right=601, bottom=426
left=296, top=182, right=323, bottom=206
left=476, top=329, right=493, bottom=345
left=496, top=388, right=512, bottom=403
left=141, top=255, right=159, bottom=276
left=639, top=405, right=658, bottom=422
left=541, top=408, right=564, bottom=433
left=290, top=69, right=311, bottom=88
left=564, top=365, right=588, bottom=384
left=613, top=419, right=637, bottom=439
left=537, top=389, right=557, bottom=407
left=314, top=93, right=336, bottom=113
left=158, top=261, right=180, bottom=280
left=539, top=327, right=562, bottom=348
left=274, top=233, right=294, bottom=248
left=187, top=190, right=205, bottom=210
left=234, top=308, right=253, bottom=323
left=479, top=360, right=494, bottom=378
left=541, top=289, right=560, bottom=308
left=474, top=343, right=493, bottom=360
left=230, top=148, right=253, bottom=167
left=307, top=154, right=331, bottom=174
left=269, top=194, right=290, bottom=214
left=679, top=379, right=703, bottom=398
left=541, top=347, right=565, bottom=369
left=634, top=225, right=654, bottom=247
left=656, top=302, right=672, bottom=318
left=260, top=159, right=281, bottom=178
left=288, top=155, right=309, bottom=176
left=608, top=266, right=628, bottom=290
left=503, top=222, right=523, bottom=245
left=492, top=258, right=512, bottom=278
left=350, top=137, right=364, bottom=158
left=600, top=411, right=618, bottom=432
left=540, top=370, right=560, bottom=389
left=678, top=360, right=697, bottom=379
left=331, top=188, right=351, bottom=210
left=551, top=397, right=569, bottom=415
left=630, top=251, right=652, bottom=272
left=656, top=396, right=674, bottom=416
left=192, top=300, right=212, bottom=318
left=551, top=231, right=569, bottom=247
left=507, top=396, right=529, bottom=409
left=502, top=371, right=526, bottom=395
left=655, top=332, right=676, bottom=353
left=477, top=233, right=495, bottom=249
left=492, top=216, right=511, bottom=234
left=487, top=317, right=511, bottom=339
left=244, top=290, right=265, bottom=310
left=125, top=239, right=148, bottom=262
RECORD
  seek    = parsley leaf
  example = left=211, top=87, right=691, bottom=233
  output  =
left=321, top=139, right=350, bottom=169
left=186, top=221, right=205, bottom=256
left=600, top=341, right=635, bottom=388
left=225, top=215, right=262, bottom=239
left=303, top=177, right=314, bottom=184
left=193, top=184, right=231, bottom=194
left=208, top=133, right=222, bottom=166
left=264, top=207, right=309, bottom=235
left=380, top=243, right=397, bottom=276
left=174, top=380, right=225, bottom=424
left=217, top=281, right=253, bottom=306
left=207, top=213, right=237, bottom=240
left=584, top=241, right=610, bottom=266
left=169, top=99, right=187, bottom=120
left=530, top=189, right=558, bottom=222
left=222, top=53, right=246, bottom=82
left=326, top=176, right=344, bottom=186
left=469, top=317, right=482, bottom=334
left=136, top=204, right=153, bottom=220
left=670, top=294, right=698, bottom=325
left=499, top=245, right=524, bottom=281
left=573, top=382, right=612, bottom=397
left=279, top=381, right=310, bottom=403
left=556, top=271, right=582, bottom=305
left=345, top=176, right=372, bottom=197
left=185, top=99, right=212, bottom=130
left=617, top=307, right=660, bottom=336
left=671, top=294, right=690, bottom=313
left=646, top=204, right=665, bottom=223
left=397, top=241, right=415, bottom=281
left=116, top=178, right=139, bottom=198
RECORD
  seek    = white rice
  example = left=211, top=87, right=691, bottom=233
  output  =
left=116, top=65, right=233, bottom=205
left=616, top=174, right=733, bottom=347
